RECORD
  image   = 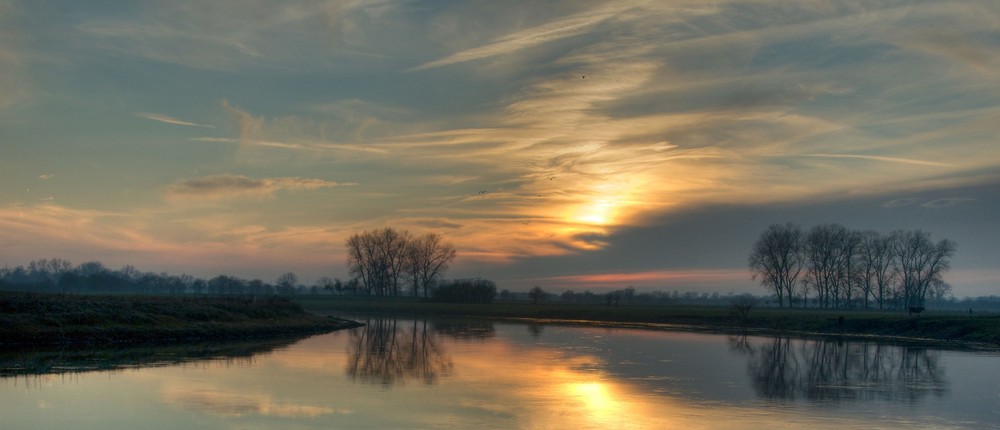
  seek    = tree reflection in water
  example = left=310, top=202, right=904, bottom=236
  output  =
left=731, top=335, right=947, bottom=403
left=347, top=318, right=474, bottom=387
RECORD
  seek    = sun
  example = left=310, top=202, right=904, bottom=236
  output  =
left=575, top=199, right=617, bottom=226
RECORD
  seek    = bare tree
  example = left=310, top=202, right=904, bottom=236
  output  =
left=528, top=286, right=547, bottom=304
left=405, top=233, right=457, bottom=298
left=346, top=228, right=412, bottom=296
left=315, top=276, right=336, bottom=295
left=749, top=223, right=803, bottom=308
left=730, top=294, right=759, bottom=327
left=803, top=224, right=835, bottom=308
left=276, top=272, right=298, bottom=295
left=858, top=230, right=896, bottom=309
left=803, top=224, right=858, bottom=308
left=892, top=230, right=956, bottom=309
left=247, top=279, right=268, bottom=301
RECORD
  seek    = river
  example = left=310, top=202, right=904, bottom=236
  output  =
left=2, top=317, right=998, bottom=429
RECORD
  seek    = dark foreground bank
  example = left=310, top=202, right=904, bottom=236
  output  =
left=0, top=292, right=362, bottom=346
left=296, top=296, right=1000, bottom=348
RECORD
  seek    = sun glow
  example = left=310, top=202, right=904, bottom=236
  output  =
left=575, top=198, right=617, bottom=225
left=568, top=181, right=634, bottom=227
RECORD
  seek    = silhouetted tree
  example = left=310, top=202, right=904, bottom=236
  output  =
left=247, top=279, right=268, bottom=301
left=528, top=286, right=547, bottom=304
left=432, top=278, right=496, bottom=303
left=405, top=233, right=457, bottom=298
left=858, top=230, right=896, bottom=309
left=730, top=294, right=758, bottom=327
left=346, top=228, right=412, bottom=296
left=892, top=230, right=956, bottom=309
left=749, top=223, right=803, bottom=308
left=803, top=224, right=855, bottom=308
left=276, top=272, right=299, bottom=295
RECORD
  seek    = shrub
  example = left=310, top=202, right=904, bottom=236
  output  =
left=432, top=279, right=497, bottom=304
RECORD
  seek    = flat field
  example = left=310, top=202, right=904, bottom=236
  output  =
left=0, top=292, right=361, bottom=346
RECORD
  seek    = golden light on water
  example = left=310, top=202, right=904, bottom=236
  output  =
left=565, top=381, right=620, bottom=424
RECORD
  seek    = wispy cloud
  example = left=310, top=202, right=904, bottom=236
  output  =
left=882, top=197, right=923, bottom=208
left=6, top=0, right=1000, bottom=289
left=922, top=197, right=975, bottom=208
left=213, top=100, right=390, bottom=157
left=74, top=0, right=402, bottom=71
left=411, top=6, right=620, bottom=71
left=523, top=269, right=749, bottom=289
left=181, top=1, right=999, bottom=261
left=163, top=174, right=349, bottom=201
left=882, top=196, right=976, bottom=209
left=802, top=154, right=955, bottom=168
left=135, top=112, right=214, bottom=128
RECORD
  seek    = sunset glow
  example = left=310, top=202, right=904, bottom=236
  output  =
left=1, top=0, right=998, bottom=294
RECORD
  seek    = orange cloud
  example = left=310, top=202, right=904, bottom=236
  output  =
left=525, top=269, right=749, bottom=289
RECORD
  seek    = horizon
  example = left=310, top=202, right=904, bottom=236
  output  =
left=1, top=1, right=998, bottom=297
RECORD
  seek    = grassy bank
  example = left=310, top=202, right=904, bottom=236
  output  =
left=296, top=295, right=1000, bottom=348
left=0, top=292, right=361, bottom=346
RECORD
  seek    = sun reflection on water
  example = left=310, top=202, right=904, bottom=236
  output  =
left=566, top=381, right=619, bottom=423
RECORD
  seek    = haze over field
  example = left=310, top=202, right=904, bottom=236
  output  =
left=1, top=1, right=998, bottom=295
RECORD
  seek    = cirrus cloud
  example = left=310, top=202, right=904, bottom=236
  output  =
left=164, top=174, right=351, bottom=201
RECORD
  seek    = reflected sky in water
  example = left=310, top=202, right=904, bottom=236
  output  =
left=2, top=319, right=999, bottom=429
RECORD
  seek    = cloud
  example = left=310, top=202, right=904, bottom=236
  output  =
left=172, top=1, right=997, bottom=262
left=921, top=197, right=975, bottom=208
left=525, top=269, right=749, bottom=289
left=882, top=197, right=923, bottom=208
left=213, top=100, right=390, bottom=157
left=163, top=174, right=348, bottom=201
left=73, top=0, right=402, bottom=72
left=801, top=154, right=955, bottom=168
left=135, top=112, right=214, bottom=128
left=410, top=5, right=619, bottom=71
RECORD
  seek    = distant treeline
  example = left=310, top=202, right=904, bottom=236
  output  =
left=0, top=258, right=327, bottom=297
left=0, top=258, right=496, bottom=304
left=4, top=255, right=997, bottom=310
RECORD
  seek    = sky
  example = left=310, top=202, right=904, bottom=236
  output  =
left=1, top=0, right=998, bottom=296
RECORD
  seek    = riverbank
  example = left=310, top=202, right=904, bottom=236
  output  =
left=0, top=292, right=362, bottom=346
left=296, top=295, right=1000, bottom=348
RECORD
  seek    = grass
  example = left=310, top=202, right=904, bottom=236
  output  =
left=0, top=337, right=302, bottom=377
left=295, top=295, right=1000, bottom=348
left=0, top=292, right=361, bottom=346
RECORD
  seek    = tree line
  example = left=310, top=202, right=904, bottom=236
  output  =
left=0, top=258, right=323, bottom=296
left=0, top=227, right=464, bottom=300
left=749, top=223, right=956, bottom=310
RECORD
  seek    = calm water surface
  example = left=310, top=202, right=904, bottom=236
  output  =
left=2, top=318, right=999, bottom=429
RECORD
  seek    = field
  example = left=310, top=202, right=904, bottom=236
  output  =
left=295, top=295, right=1000, bottom=348
left=3, top=292, right=996, bottom=348
left=0, top=292, right=361, bottom=346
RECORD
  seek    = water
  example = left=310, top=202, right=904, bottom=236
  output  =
left=2, top=318, right=998, bottom=429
